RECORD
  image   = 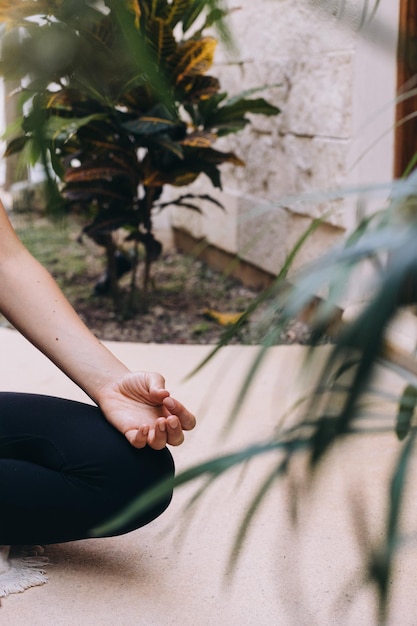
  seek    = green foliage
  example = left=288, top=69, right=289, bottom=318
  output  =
left=0, top=0, right=279, bottom=310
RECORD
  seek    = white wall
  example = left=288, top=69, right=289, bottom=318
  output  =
left=347, top=0, right=399, bottom=221
left=172, top=0, right=399, bottom=298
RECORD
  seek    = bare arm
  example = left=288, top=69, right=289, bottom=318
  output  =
left=0, top=202, right=195, bottom=448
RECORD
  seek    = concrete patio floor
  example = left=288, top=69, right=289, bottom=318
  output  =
left=1, top=326, right=417, bottom=625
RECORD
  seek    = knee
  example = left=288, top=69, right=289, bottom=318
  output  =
left=137, top=446, right=175, bottom=524
left=100, top=446, right=175, bottom=537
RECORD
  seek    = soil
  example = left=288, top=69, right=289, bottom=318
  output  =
left=74, top=250, right=315, bottom=345
left=4, top=211, right=317, bottom=345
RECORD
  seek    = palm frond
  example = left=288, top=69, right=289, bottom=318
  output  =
left=90, top=439, right=290, bottom=536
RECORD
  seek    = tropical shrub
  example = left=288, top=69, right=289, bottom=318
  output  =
left=0, top=0, right=280, bottom=312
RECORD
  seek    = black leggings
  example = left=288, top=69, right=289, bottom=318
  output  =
left=0, top=392, right=174, bottom=545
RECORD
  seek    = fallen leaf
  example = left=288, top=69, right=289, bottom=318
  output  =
left=203, top=309, right=245, bottom=326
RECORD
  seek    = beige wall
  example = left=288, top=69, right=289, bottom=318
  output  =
left=171, top=0, right=399, bottom=301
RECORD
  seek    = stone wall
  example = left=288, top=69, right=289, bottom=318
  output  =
left=171, top=0, right=399, bottom=299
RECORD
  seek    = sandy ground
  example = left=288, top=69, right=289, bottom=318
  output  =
left=1, top=327, right=417, bottom=625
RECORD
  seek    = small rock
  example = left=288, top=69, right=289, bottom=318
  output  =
left=152, top=306, right=165, bottom=318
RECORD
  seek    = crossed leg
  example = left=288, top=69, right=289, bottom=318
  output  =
left=0, top=392, right=174, bottom=546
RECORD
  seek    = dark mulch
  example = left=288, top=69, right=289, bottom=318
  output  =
left=74, top=251, right=316, bottom=345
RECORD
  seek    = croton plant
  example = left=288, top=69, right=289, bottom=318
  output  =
left=0, top=0, right=279, bottom=311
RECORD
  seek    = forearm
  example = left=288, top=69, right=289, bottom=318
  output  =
left=0, top=203, right=195, bottom=449
left=0, top=244, right=130, bottom=402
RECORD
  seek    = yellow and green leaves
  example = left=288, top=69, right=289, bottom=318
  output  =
left=124, top=0, right=141, bottom=28
left=0, top=0, right=279, bottom=304
left=147, top=17, right=176, bottom=66
left=170, top=37, right=217, bottom=85
left=0, top=1, right=278, bottom=200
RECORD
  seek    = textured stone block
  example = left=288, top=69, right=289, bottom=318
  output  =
left=170, top=0, right=397, bottom=305
left=236, top=193, right=289, bottom=276
left=284, top=212, right=344, bottom=276
left=215, top=0, right=355, bottom=65
left=282, top=52, right=354, bottom=139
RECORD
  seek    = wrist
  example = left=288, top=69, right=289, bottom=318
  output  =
left=86, top=364, right=131, bottom=405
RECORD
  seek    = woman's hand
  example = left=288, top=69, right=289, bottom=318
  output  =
left=95, top=371, right=196, bottom=450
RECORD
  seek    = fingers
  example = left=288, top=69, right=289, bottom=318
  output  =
left=121, top=375, right=195, bottom=449
left=125, top=421, right=168, bottom=450
left=145, top=372, right=169, bottom=397
left=146, top=418, right=168, bottom=450
left=126, top=417, right=186, bottom=450
left=166, top=416, right=185, bottom=446
left=150, top=417, right=184, bottom=448
left=163, top=397, right=196, bottom=431
left=125, top=425, right=150, bottom=448
left=147, top=381, right=170, bottom=407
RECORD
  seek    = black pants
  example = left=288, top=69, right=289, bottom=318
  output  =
left=0, top=392, right=174, bottom=545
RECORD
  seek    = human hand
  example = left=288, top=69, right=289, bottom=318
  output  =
left=96, top=371, right=196, bottom=450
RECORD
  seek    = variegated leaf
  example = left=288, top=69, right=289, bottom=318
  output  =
left=143, top=168, right=199, bottom=187
left=123, top=115, right=177, bottom=136
left=166, top=0, right=190, bottom=28
left=64, top=164, right=132, bottom=184
left=171, top=37, right=217, bottom=84
left=187, top=147, right=245, bottom=167
left=124, top=0, right=141, bottom=28
left=181, top=75, right=220, bottom=103
left=181, top=131, right=217, bottom=148
left=148, top=17, right=176, bottom=65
